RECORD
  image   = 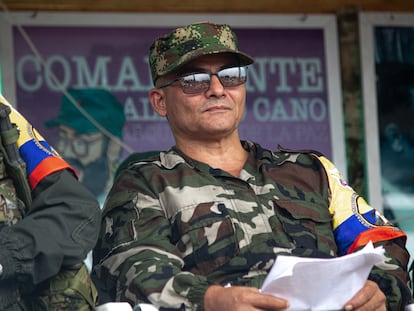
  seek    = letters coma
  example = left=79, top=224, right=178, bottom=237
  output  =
left=16, top=55, right=152, bottom=92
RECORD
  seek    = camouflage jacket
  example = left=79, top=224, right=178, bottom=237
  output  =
left=93, top=141, right=412, bottom=310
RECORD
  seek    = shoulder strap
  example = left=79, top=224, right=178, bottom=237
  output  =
left=0, top=102, right=32, bottom=208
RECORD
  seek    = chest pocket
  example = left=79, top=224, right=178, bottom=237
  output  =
left=274, top=199, right=337, bottom=258
left=172, top=202, right=239, bottom=275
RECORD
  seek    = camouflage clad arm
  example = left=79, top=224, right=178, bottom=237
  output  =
left=93, top=167, right=210, bottom=310
left=0, top=169, right=101, bottom=285
left=317, top=155, right=413, bottom=309
left=366, top=240, right=412, bottom=309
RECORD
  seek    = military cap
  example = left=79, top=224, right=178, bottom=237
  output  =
left=149, top=22, right=254, bottom=84
left=45, top=88, right=125, bottom=138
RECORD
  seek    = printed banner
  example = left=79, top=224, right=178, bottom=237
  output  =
left=11, top=22, right=334, bottom=203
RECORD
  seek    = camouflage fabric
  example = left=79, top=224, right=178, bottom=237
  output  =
left=29, top=264, right=97, bottom=311
left=93, top=141, right=412, bottom=310
left=0, top=161, right=24, bottom=227
left=149, top=22, right=254, bottom=84
left=0, top=264, right=97, bottom=311
left=0, top=105, right=26, bottom=228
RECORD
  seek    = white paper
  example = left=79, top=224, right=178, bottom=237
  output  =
left=261, top=242, right=385, bottom=310
left=95, top=302, right=133, bottom=311
left=95, top=303, right=159, bottom=311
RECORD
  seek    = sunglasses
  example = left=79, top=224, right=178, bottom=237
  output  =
left=158, top=66, right=247, bottom=94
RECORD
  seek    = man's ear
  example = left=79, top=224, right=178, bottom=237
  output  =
left=149, top=88, right=167, bottom=117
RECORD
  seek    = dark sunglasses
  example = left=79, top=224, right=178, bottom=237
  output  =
left=158, top=66, right=247, bottom=94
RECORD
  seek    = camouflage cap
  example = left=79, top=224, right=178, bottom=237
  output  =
left=149, top=22, right=255, bottom=84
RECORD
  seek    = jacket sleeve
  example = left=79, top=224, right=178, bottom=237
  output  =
left=317, top=155, right=413, bottom=310
left=0, top=169, right=101, bottom=285
left=93, top=168, right=209, bottom=310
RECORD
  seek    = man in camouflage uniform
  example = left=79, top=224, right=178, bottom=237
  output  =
left=0, top=95, right=101, bottom=310
left=93, top=22, right=413, bottom=310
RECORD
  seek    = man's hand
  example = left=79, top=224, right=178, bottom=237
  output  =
left=204, top=285, right=289, bottom=311
left=344, top=280, right=386, bottom=310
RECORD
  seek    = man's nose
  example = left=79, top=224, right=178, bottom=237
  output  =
left=206, top=74, right=224, bottom=95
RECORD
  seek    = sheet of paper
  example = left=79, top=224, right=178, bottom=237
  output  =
left=261, top=242, right=385, bottom=310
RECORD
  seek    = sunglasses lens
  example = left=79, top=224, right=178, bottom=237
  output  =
left=179, top=66, right=247, bottom=94
left=218, top=67, right=247, bottom=87
left=181, top=73, right=210, bottom=94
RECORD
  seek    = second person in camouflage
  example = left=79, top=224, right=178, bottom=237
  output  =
left=93, top=22, right=412, bottom=310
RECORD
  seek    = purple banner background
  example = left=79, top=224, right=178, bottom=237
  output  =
left=13, top=25, right=331, bottom=161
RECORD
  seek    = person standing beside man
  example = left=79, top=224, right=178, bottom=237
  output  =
left=0, top=94, right=101, bottom=310
left=93, top=22, right=413, bottom=310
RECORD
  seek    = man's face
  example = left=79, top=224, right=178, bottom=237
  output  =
left=56, top=125, right=104, bottom=166
left=55, top=125, right=122, bottom=199
left=151, top=54, right=246, bottom=144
